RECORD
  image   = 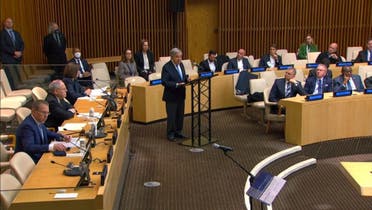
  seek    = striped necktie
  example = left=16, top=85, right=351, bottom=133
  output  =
left=317, top=79, right=322, bottom=94
left=285, top=82, right=291, bottom=98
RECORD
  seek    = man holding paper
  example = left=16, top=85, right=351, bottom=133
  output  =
left=15, top=100, right=71, bottom=163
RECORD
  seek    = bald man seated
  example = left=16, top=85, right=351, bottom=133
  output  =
left=316, top=43, right=343, bottom=64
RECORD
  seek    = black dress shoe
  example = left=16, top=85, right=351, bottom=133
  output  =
left=167, top=135, right=176, bottom=141
left=175, top=133, right=187, bottom=139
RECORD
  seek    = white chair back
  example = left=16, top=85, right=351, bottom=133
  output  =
left=307, top=52, right=321, bottom=63
left=346, top=46, right=363, bottom=61
left=249, top=79, right=267, bottom=94
left=282, top=53, right=297, bottom=65
left=148, top=72, right=161, bottom=81
left=358, top=65, right=372, bottom=86
left=0, top=174, right=22, bottom=210
left=31, top=87, right=48, bottom=101
left=276, top=49, right=288, bottom=56
left=125, top=76, right=146, bottom=87
left=91, top=63, right=111, bottom=89
left=159, top=56, right=170, bottom=62
left=226, top=52, right=237, bottom=59
left=259, top=71, right=277, bottom=88
left=252, top=59, right=260, bottom=67
left=9, top=152, right=35, bottom=184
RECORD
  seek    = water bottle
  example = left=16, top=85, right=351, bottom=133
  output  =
left=89, top=107, right=94, bottom=118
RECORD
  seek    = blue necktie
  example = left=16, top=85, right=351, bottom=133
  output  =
left=285, top=82, right=291, bottom=98
left=8, top=30, right=16, bottom=45
left=369, top=50, right=372, bottom=62
left=317, top=79, right=322, bottom=94
left=346, top=80, right=352, bottom=90
left=176, top=65, right=183, bottom=80
left=38, top=124, right=45, bottom=144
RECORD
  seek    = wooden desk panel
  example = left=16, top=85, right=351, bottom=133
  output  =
left=279, top=93, right=372, bottom=145
left=132, top=74, right=242, bottom=123
left=341, top=162, right=372, bottom=196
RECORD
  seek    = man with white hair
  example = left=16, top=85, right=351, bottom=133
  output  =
left=45, top=80, right=76, bottom=130
left=161, top=48, right=189, bottom=141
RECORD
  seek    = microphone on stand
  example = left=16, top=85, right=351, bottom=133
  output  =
left=213, top=143, right=233, bottom=152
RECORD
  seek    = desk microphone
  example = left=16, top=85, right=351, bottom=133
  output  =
left=213, top=143, right=233, bottom=152
left=50, top=160, right=69, bottom=168
left=62, top=128, right=85, bottom=136
left=51, top=160, right=82, bottom=176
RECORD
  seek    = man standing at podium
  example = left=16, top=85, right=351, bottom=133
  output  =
left=161, top=48, right=188, bottom=141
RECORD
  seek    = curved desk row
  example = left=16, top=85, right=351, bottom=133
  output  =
left=9, top=94, right=131, bottom=210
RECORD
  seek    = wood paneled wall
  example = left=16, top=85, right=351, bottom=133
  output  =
left=219, top=0, right=372, bottom=58
left=0, top=0, right=187, bottom=64
left=1, top=0, right=371, bottom=64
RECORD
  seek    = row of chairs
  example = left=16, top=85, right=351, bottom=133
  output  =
left=0, top=140, right=35, bottom=210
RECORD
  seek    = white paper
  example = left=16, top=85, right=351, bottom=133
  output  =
left=77, top=112, right=102, bottom=119
left=58, top=123, right=87, bottom=131
left=259, top=176, right=286, bottom=205
left=61, top=137, right=80, bottom=148
left=54, top=193, right=78, bottom=199
left=90, top=87, right=108, bottom=97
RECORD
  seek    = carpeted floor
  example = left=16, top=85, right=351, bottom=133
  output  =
left=119, top=108, right=372, bottom=210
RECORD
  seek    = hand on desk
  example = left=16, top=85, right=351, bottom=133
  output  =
left=53, top=143, right=67, bottom=151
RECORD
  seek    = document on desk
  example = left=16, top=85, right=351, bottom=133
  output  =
left=61, top=137, right=80, bottom=148
left=246, top=171, right=286, bottom=205
left=59, top=123, right=87, bottom=131
left=54, top=193, right=78, bottom=199
left=90, top=87, right=108, bottom=97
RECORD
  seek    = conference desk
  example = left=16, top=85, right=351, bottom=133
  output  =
left=9, top=94, right=131, bottom=210
left=279, top=92, right=372, bottom=146
left=340, top=162, right=372, bottom=196
left=131, top=72, right=242, bottom=123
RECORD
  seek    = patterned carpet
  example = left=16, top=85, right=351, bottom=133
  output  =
left=119, top=108, right=372, bottom=210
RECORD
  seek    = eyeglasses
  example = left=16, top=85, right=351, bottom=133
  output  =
left=37, top=110, right=50, bottom=116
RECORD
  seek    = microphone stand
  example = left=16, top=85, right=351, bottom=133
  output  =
left=221, top=151, right=257, bottom=210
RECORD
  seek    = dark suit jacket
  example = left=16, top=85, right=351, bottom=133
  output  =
left=354, top=50, right=370, bottom=63
left=315, top=51, right=342, bottom=64
left=333, top=74, right=364, bottom=92
left=45, top=94, right=74, bottom=130
left=15, top=115, right=62, bottom=163
left=43, top=32, right=67, bottom=64
left=134, top=50, right=155, bottom=73
left=269, top=78, right=306, bottom=102
left=227, top=58, right=251, bottom=70
left=0, top=29, right=24, bottom=64
left=63, top=77, right=87, bottom=105
left=259, top=54, right=282, bottom=68
left=161, top=61, right=187, bottom=102
left=304, top=76, right=333, bottom=94
left=198, top=59, right=221, bottom=72
left=365, top=76, right=372, bottom=89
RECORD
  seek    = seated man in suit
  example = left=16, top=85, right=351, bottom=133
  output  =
left=45, top=80, right=76, bottom=130
left=15, top=100, right=71, bottom=163
left=316, top=43, right=343, bottom=64
left=333, top=66, right=364, bottom=92
left=307, top=58, right=333, bottom=79
left=227, top=48, right=251, bottom=71
left=304, top=64, right=333, bottom=94
left=259, top=44, right=283, bottom=68
left=364, top=76, right=372, bottom=88
left=269, top=68, right=306, bottom=102
left=69, top=48, right=93, bottom=88
left=198, top=50, right=220, bottom=73
left=354, top=38, right=372, bottom=63
left=297, top=34, right=318, bottom=60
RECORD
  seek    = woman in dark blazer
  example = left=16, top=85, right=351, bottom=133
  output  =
left=63, top=63, right=91, bottom=105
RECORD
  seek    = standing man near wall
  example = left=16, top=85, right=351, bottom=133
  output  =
left=43, top=22, right=67, bottom=79
left=0, top=17, right=25, bottom=89
left=161, top=48, right=189, bottom=141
